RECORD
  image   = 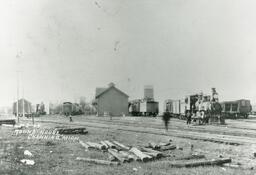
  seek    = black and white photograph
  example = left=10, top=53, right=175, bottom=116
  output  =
left=0, top=0, right=256, bottom=174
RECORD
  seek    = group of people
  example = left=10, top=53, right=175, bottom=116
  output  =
left=162, top=110, right=209, bottom=131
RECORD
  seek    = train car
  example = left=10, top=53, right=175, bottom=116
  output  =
left=140, top=100, right=159, bottom=117
left=221, top=99, right=252, bottom=118
left=164, top=99, right=181, bottom=118
left=63, top=102, right=72, bottom=116
left=129, top=100, right=141, bottom=116
left=129, top=99, right=159, bottom=117
left=13, top=99, right=33, bottom=117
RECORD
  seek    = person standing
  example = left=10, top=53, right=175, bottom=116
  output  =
left=186, top=111, right=192, bottom=125
left=162, top=112, right=171, bottom=131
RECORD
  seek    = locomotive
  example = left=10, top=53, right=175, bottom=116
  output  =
left=164, top=88, right=223, bottom=124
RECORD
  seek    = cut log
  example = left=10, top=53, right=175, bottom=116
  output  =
left=108, top=154, right=117, bottom=162
left=76, top=157, right=120, bottom=165
left=128, top=153, right=140, bottom=161
left=175, top=154, right=206, bottom=160
left=86, top=142, right=106, bottom=150
left=140, top=147, right=163, bottom=158
left=108, top=149, right=128, bottom=163
left=119, top=151, right=134, bottom=162
left=159, top=145, right=176, bottom=151
left=169, top=158, right=231, bottom=168
left=129, top=147, right=152, bottom=162
left=79, top=140, right=91, bottom=149
left=148, top=142, right=159, bottom=149
left=159, top=142, right=171, bottom=147
left=104, top=140, right=117, bottom=149
left=100, top=141, right=109, bottom=149
left=113, top=141, right=130, bottom=150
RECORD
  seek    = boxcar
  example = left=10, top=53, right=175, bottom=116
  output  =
left=140, top=101, right=159, bottom=117
left=63, top=102, right=72, bottom=116
left=221, top=99, right=252, bottom=118
left=129, top=99, right=159, bottom=117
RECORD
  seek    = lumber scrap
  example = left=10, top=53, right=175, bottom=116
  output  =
left=129, top=147, right=152, bottom=162
left=108, top=149, right=128, bottom=163
left=113, top=141, right=130, bottom=150
left=175, top=154, right=206, bottom=161
left=169, top=158, right=231, bottom=168
left=104, top=140, right=117, bottom=149
left=159, top=145, right=176, bottom=151
left=76, top=157, right=120, bottom=166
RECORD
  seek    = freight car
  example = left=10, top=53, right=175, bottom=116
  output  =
left=221, top=99, right=252, bottom=119
left=129, top=99, right=159, bottom=117
left=13, top=99, right=32, bottom=117
left=63, top=102, right=73, bottom=116
left=62, top=102, right=84, bottom=116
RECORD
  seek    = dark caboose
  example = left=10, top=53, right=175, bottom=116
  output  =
left=221, top=99, right=252, bottom=118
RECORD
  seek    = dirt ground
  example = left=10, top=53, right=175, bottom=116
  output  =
left=1, top=115, right=256, bottom=175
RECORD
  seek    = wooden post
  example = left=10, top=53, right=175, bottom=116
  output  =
left=175, top=154, right=205, bottom=161
left=169, top=158, right=231, bottom=168
left=76, top=157, right=120, bottom=166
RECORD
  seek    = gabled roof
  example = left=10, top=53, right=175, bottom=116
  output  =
left=95, top=86, right=129, bottom=99
left=95, top=88, right=107, bottom=97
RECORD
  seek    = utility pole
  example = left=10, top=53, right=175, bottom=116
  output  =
left=22, top=86, right=25, bottom=118
left=16, top=71, right=20, bottom=123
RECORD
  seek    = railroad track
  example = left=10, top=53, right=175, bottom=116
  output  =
left=43, top=117, right=256, bottom=139
left=21, top=117, right=256, bottom=146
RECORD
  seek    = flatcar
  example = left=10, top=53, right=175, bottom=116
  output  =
left=220, top=99, right=252, bottom=118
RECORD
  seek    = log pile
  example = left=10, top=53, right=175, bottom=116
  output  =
left=77, top=139, right=232, bottom=167
left=57, top=127, right=88, bottom=135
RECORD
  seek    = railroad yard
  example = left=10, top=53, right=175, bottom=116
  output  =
left=1, top=115, right=256, bottom=175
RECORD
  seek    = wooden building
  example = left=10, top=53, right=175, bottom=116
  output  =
left=94, top=83, right=129, bottom=116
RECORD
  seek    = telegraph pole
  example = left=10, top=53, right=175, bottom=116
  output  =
left=22, top=86, right=25, bottom=118
left=16, top=71, right=20, bottom=123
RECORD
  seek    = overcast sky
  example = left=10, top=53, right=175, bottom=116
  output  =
left=0, top=0, right=256, bottom=108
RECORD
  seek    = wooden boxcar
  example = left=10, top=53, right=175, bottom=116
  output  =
left=221, top=99, right=252, bottom=118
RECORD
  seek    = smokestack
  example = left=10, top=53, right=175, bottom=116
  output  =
left=108, top=82, right=115, bottom=87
